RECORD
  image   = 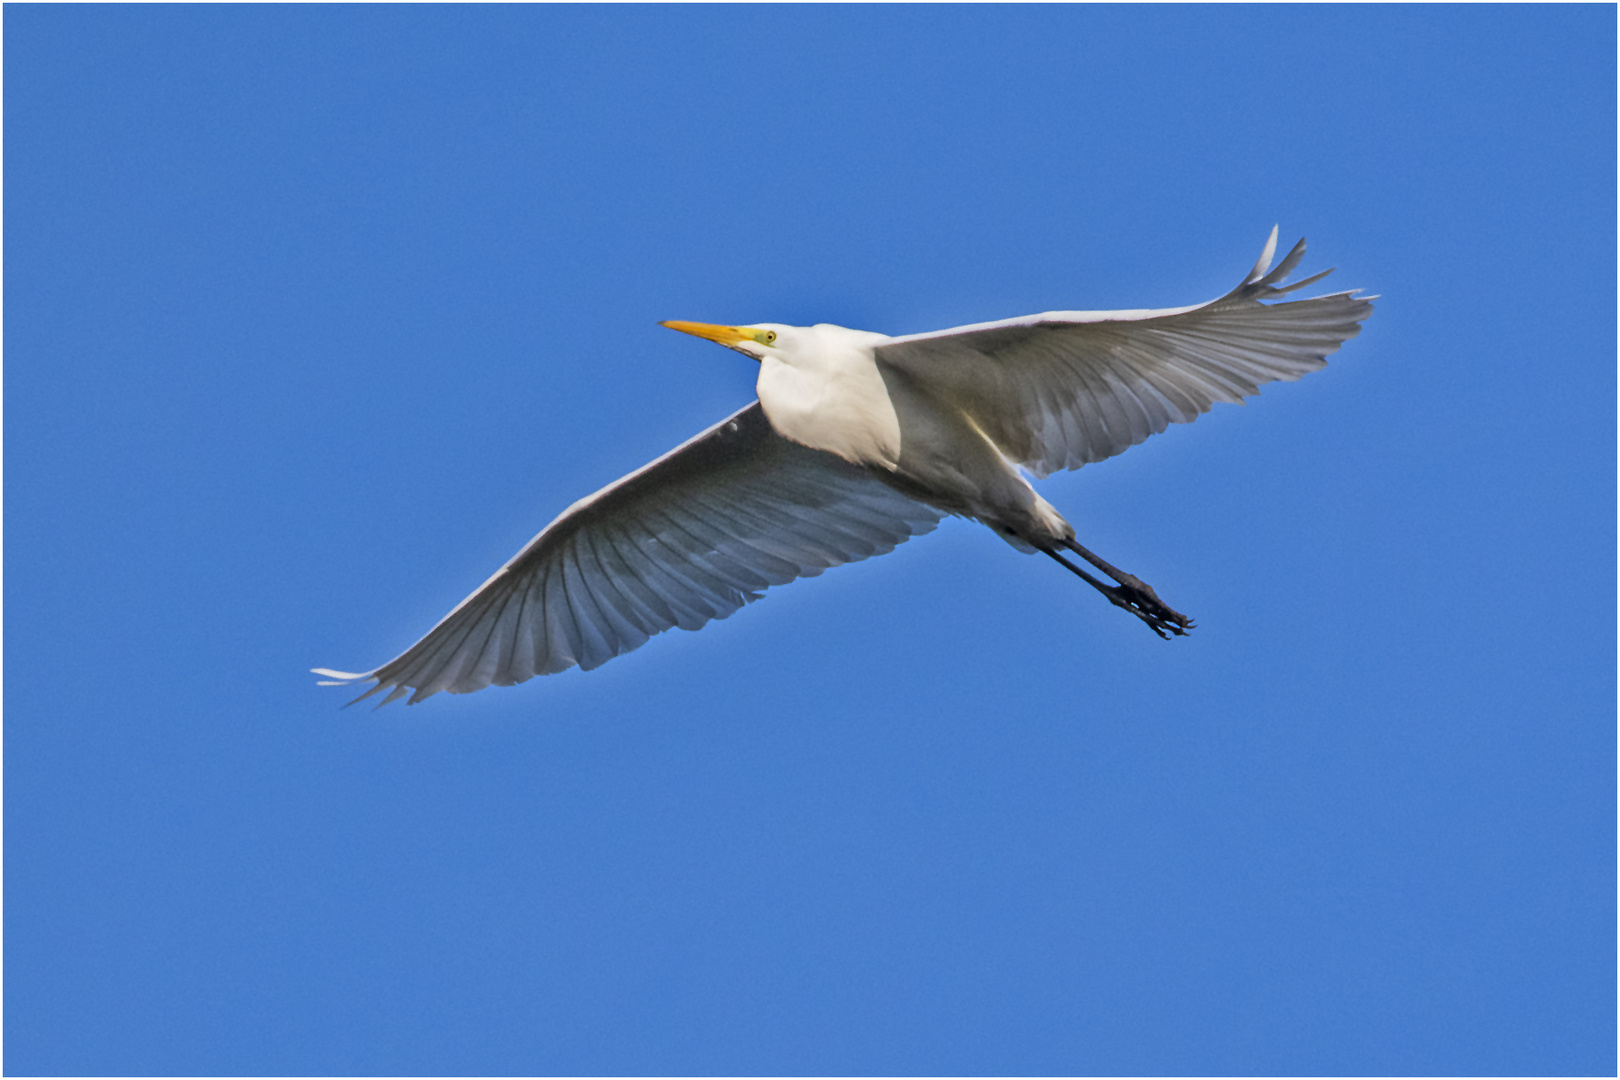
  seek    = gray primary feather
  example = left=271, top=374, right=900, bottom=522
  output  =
left=875, top=229, right=1373, bottom=478
left=314, top=403, right=941, bottom=705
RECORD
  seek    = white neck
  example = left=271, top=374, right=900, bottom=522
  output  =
left=755, top=324, right=901, bottom=469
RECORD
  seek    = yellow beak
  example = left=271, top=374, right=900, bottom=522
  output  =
left=659, top=320, right=752, bottom=347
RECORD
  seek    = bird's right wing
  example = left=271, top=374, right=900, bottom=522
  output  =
left=313, top=402, right=941, bottom=705
left=875, top=228, right=1374, bottom=477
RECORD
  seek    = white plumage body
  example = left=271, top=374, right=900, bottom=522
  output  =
left=757, top=322, right=1070, bottom=550
left=316, top=227, right=1373, bottom=705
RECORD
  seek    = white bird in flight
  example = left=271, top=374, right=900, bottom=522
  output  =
left=316, top=227, right=1372, bottom=705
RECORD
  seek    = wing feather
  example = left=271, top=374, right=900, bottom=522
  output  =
left=876, top=228, right=1374, bottom=477
left=315, top=402, right=941, bottom=704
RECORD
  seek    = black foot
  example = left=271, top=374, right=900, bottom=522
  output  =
left=1040, top=543, right=1195, bottom=639
left=1098, top=573, right=1194, bottom=639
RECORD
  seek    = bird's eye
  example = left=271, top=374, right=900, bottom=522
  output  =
left=762, top=330, right=777, bottom=345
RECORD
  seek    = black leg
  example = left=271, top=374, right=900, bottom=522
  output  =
left=1040, top=542, right=1194, bottom=639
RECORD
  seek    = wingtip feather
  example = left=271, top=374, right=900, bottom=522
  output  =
left=312, top=667, right=368, bottom=681
left=1245, top=225, right=1281, bottom=284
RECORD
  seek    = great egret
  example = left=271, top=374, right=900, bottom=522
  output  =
left=316, top=227, right=1372, bottom=705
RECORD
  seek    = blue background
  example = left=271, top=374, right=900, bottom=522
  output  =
left=7, top=6, right=1614, bottom=1075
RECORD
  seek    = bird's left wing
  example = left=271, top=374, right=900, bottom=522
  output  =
left=875, top=228, right=1374, bottom=477
left=314, top=402, right=941, bottom=705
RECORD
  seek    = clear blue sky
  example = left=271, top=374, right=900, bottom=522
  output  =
left=7, top=5, right=1613, bottom=1075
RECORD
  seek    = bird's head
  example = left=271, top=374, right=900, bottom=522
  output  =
left=659, top=320, right=793, bottom=362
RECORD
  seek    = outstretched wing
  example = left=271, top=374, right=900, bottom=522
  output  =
left=875, top=227, right=1375, bottom=478
left=315, top=403, right=941, bottom=705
